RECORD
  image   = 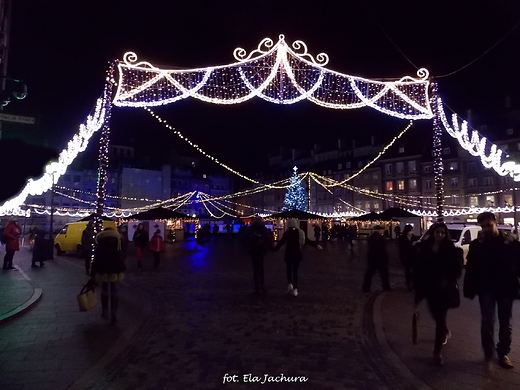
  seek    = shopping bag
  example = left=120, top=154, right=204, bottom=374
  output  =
left=77, top=280, right=98, bottom=312
left=412, top=311, right=419, bottom=345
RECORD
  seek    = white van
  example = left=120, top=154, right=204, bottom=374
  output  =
left=446, top=224, right=514, bottom=265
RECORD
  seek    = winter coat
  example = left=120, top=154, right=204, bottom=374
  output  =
left=413, top=241, right=463, bottom=305
left=81, top=227, right=96, bottom=257
left=463, top=231, right=520, bottom=299
left=243, top=225, right=274, bottom=256
left=32, top=229, right=48, bottom=263
left=399, top=235, right=417, bottom=267
left=367, top=232, right=388, bottom=264
left=149, top=233, right=165, bottom=253
left=273, top=227, right=316, bottom=263
left=91, top=229, right=126, bottom=277
left=133, top=228, right=149, bottom=248
left=3, top=221, right=21, bottom=251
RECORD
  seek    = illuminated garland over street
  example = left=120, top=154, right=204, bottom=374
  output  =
left=113, top=35, right=433, bottom=120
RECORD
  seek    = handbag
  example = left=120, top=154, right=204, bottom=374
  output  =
left=77, top=280, right=98, bottom=312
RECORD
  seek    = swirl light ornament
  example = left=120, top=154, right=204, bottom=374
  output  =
left=436, top=98, right=520, bottom=181
left=113, top=35, right=433, bottom=120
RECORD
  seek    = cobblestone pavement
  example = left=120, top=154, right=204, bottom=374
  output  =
left=70, top=237, right=414, bottom=390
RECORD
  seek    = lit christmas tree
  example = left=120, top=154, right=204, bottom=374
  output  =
left=282, top=166, right=308, bottom=211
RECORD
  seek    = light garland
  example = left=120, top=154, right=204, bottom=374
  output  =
left=0, top=90, right=109, bottom=214
left=113, top=35, right=433, bottom=120
left=437, top=98, right=520, bottom=181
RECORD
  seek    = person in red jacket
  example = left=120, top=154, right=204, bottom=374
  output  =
left=3, top=218, right=21, bottom=270
left=149, top=229, right=165, bottom=270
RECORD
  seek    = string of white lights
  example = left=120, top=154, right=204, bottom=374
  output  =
left=114, top=35, right=433, bottom=120
left=0, top=89, right=110, bottom=214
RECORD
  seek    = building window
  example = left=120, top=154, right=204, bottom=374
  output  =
left=443, top=147, right=451, bottom=154
left=385, top=181, right=393, bottom=191
left=470, top=196, right=478, bottom=207
left=467, top=162, right=476, bottom=171
left=425, top=180, right=432, bottom=189
left=486, top=195, right=495, bottom=207
left=504, top=194, right=513, bottom=206
left=448, top=162, right=458, bottom=171
left=385, top=164, right=392, bottom=174
left=357, top=162, right=362, bottom=168
left=398, top=147, right=405, bottom=153
left=338, top=163, right=343, bottom=170
left=483, top=177, right=494, bottom=186
left=424, top=166, right=432, bottom=173
left=374, top=201, right=380, bottom=209
left=356, top=201, right=362, bottom=209
left=397, top=180, right=405, bottom=190
left=451, top=177, right=458, bottom=187
left=346, top=162, right=351, bottom=169
left=468, top=178, right=477, bottom=187
left=396, top=162, right=404, bottom=174
left=409, top=179, right=417, bottom=190
left=408, top=161, right=416, bottom=172
left=365, top=201, right=371, bottom=210
left=372, top=173, right=378, bottom=180
left=507, top=128, right=514, bottom=135
left=452, top=195, right=459, bottom=205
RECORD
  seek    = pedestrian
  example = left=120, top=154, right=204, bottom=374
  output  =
left=362, top=225, right=391, bottom=292
left=243, top=217, right=274, bottom=294
left=394, top=224, right=401, bottom=239
left=346, top=224, right=355, bottom=251
left=81, top=220, right=96, bottom=275
left=2, top=218, right=21, bottom=270
left=31, top=229, right=48, bottom=268
left=212, top=224, right=219, bottom=237
left=118, top=224, right=129, bottom=261
left=464, top=211, right=520, bottom=369
left=149, top=229, right=165, bottom=270
left=313, top=224, right=321, bottom=243
left=28, top=226, right=38, bottom=251
left=132, top=223, right=149, bottom=271
left=321, top=222, right=329, bottom=244
left=399, top=224, right=417, bottom=291
left=273, top=218, right=322, bottom=297
left=91, top=227, right=126, bottom=324
left=413, top=223, right=463, bottom=366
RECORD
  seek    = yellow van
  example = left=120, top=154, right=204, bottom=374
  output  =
left=54, top=221, right=117, bottom=255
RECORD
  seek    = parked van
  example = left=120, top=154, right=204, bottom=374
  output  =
left=446, top=224, right=514, bottom=265
left=54, top=221, right=117, bottom=255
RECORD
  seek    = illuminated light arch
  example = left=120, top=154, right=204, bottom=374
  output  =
left=113, top=34, right=433, bottom=120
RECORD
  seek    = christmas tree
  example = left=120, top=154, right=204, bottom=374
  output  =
left=282, top=166, right=308, bottom=211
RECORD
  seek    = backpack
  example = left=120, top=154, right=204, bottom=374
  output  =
left=249, top=230, right=265, bottom=252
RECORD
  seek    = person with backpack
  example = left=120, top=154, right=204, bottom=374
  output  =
left=244, top=217, right=274, bottom=294
left=149, top=229, right=165, bottom=270
left=273, top=218, right=322, bottom=297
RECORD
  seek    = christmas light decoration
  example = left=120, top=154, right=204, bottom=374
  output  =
left=114, top=35, right=433, bottom=120
left=0, top=90, right=110, bottom=214
left=431, top=83, right=445, bottom=221
left=437, top=98, right=520, bottom=181
left=281, top=167, right=308, bottom=211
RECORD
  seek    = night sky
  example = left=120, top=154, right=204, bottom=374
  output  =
left=3, top=0, right=520, bottom=200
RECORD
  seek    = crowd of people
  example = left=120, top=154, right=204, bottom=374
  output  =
left=2, top=212, right=520, bottom=370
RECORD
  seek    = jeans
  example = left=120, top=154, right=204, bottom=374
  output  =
left=3, top=250, right=15, bottom=269
left=286, top=261, right=300, bottom=289
left=251, top=254, right=265, bottom=291
left=478, top=291, right=514, bottom=358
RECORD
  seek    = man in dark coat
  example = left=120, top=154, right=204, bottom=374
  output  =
left=244, top=217, right=273, bottom=294
left=464, top=212, right=520, bottom=369
left=81, top=221, right=96, bottom=275
left=362, top=225, right=391, bottom=292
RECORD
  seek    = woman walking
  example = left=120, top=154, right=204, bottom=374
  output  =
left=149, top=229, right=165, bottom=270
left=413, top=223, right=463, bottom=366
left=91, top=227, right=126, bottom=324
left=132, top=223, right=149, bottom=271
left=273, top=219, right=321, bottom=297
